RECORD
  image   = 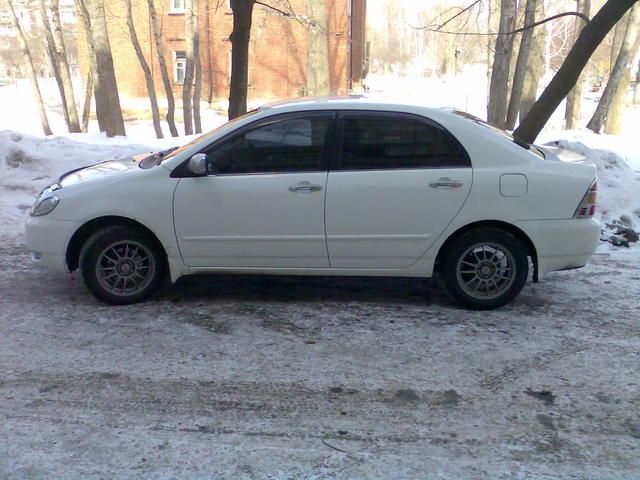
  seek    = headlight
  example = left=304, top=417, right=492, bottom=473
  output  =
left=31, top=195, right=60, bottom=216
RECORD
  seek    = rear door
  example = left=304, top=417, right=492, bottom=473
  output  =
left=325, top=111, right=472, bottom=269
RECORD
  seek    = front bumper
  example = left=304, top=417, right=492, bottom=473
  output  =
left=515, top=218, right=600, bottom=276
left=25, top=215, right=79, bottom=273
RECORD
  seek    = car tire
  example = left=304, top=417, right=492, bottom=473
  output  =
left=79, top=225, right=166, bottom=305
left=441, top=228, right=529, bottom=310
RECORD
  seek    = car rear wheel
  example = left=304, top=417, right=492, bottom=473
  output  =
left=80, top=225, right=166, bottom=305
left=441, top=228, right=529, bottom=310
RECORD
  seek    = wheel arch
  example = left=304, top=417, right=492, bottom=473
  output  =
left=435, top=220, right=539, bottom=282
left=66, top=216, right=168, bottom=272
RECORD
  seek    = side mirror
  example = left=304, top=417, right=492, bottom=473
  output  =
left=187, top=153, right=208, bottom=176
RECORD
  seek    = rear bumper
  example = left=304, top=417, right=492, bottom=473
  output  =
left=25, top=215, right=79, bottom=273
left=514, top=218, right=600, bottom=276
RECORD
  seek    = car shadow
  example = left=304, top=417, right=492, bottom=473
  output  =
left=160, top=274, right=452, bottom=306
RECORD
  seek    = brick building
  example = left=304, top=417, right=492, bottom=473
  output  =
left=82, top=0, right=367, bottom=102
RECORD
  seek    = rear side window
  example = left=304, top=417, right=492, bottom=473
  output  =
left=338, top=114, right=470, bottom=170
left=205, top=114, right=331, bottom=174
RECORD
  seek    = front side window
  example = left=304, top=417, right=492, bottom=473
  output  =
left=205, top=115, right=331, bottom=174
left=174, top=51, right=186, bottom=83
left=338, top=114, right=470, bottom=170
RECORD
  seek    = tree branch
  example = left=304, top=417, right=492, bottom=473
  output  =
left=411, top=11, right=590, bottom=36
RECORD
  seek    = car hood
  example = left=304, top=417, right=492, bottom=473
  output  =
left=59, top=154, right=149, bottom=187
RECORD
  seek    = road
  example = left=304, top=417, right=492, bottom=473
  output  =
left=1, top=233, right=639, bottom=479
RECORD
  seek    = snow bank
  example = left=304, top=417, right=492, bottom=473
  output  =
left=541, top=130, right=640, bottom=248
left=0, top=131, right=159, bottom=235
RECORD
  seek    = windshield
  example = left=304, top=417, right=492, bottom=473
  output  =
left=453, top=110, right=545, bottom=159
left=141, top=109, right=259, bottom=168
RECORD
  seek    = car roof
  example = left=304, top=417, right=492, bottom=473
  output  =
left=258, top=95, right=454, bottom=116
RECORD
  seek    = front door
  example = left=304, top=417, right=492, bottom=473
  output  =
left=325, top=112, right=473, bottom=269
left=173, top=113, right=333, bottom=268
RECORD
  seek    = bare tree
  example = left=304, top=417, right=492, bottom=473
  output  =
left=587, top=4, right=640, bottom=133
left=604, top=12, right=640, bottom=134
left=77, top=0, right=125, bottom=137
left=75, top=0, right=101, bottom=130
left=124, top=0, right=162, bottom=138
left=192, top=0, right=202, bottom=134
left=205, top=0, right=213, bottom=104
left=514, top=0, right=640, bottom=144
left=147, top=0, right=179, bottom=137
left=81, top=69, right=93, bottom=132
left=228, top=0, right=255, bottom=119
left=50, top=0, right=81, bottom=132
left=306, top=0, right=330, bottom=96
left=506, top=0, right=540, bottom=130
left=505, top=0, right=548, bottom=129
left=7, top=0, right=52, bottom=135
left=518, top=0, right=547, bottom=121
left=39, top=0, right=70, bottom=128
left=564, top=0, right=591, bottom=130
left=487, top=0, right=517, bottom=128
left=634, top=57, right=640, bottom=105
left=182, top=0, right=195, bottom=135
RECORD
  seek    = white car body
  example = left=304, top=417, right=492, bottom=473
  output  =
left=25, top=98, right=600, bottom=305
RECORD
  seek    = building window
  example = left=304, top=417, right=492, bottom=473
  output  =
left=174, top=51, right=186, bottom=84
left=170, top=0, right=185, bottom=13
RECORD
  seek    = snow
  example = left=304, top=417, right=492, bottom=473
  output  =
left=537, top=129, right=640, bottom=247
left=0, top=130, right=154, bottom=234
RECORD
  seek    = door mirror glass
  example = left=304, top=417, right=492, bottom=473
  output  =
left=187, top=153, right=208, bottom=176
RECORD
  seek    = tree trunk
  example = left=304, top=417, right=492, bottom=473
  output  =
left=634, top=57, right=640, bottom=104
left=82, top=0, right=126, bottom=137
left=518, top=0, right=547, bottom=121
left=514, top=0, right=639, bottom=145
left=192, top=0, right=202, bottom=134
left=564, top=0, right=591, bottom=130
left=7, top=0, right=52, bottom=135
left=39, top=0, right=70, bottom=129
left=604, top=69, right=630, bottom=134
left=306, top=0, right=330, bottom=96
left=147, top=0, right=179, bottom=137
left=182, top=0, right=195, bottom=135
left=487, top=0, right=517, bottom=128
left=205, top=0, right=213, bottom=105
left=50, top=0, right=81, bottom=132
left=587, top=4, right=640, bottom=133
left=605, top=17, right=640, bottom=133
left=81, top=69, right=93, bottom=133
left=506, top=0, right=538, bottom=130
left=75, top=0, right=103, bottom=131
left=228, top=0, right=255, bottom=120
left=124, top=0, right=163, bottom=138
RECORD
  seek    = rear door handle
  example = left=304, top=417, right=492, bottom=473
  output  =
left=429, top=177, right=464, bottom=190
left=289, top=181, right=323, bottom=193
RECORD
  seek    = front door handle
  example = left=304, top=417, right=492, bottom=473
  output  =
left=429, top=177, right=464, bottom=190
left=289, top=181, right=323, bottom=193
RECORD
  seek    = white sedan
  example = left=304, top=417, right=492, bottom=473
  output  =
left=25, top=98, right=600, bottom=309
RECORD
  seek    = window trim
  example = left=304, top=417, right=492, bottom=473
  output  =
left=173, top=50, right=187, bottom=84
left=169, top=0, right=185, bottom=14
left=172, top=111, right=337, bottom=178
left=332, top=111, right=472, bottom=172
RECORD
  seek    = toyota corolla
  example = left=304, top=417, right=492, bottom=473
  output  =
left=25, top=98, right=600, bottom=309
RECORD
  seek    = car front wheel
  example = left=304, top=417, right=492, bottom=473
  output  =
left=441, top=228, right=529, bottom=310
left=80, top=225, right=166, bottom=305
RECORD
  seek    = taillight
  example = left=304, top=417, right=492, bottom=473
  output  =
left=573, top=180, right=597, bottom=219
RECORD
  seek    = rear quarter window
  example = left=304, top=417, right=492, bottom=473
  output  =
left=338, top=114, right=471, bottom=170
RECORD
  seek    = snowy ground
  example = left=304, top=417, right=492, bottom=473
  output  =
left=1, top=75, right=640, bottom=478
